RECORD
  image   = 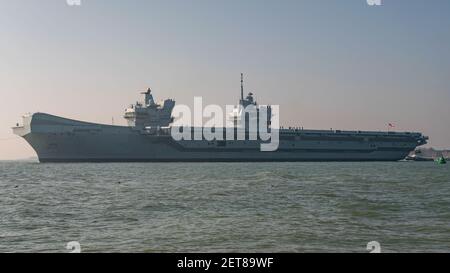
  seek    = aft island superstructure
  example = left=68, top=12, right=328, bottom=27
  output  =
left=13, top=75, right=428, bottom=162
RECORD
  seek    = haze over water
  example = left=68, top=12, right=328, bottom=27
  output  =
left=1, top=161, right=449, bottom=253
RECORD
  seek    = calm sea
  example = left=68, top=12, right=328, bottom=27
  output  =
left=0, top=161, right=449, bottom=253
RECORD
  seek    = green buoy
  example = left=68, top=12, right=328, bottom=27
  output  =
left=436, top=156, right=447, bottom=165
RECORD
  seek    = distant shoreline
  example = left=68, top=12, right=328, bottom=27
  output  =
left=0, top=157, right=39, bottom=162
left=411, top=148, right=450, bottom=160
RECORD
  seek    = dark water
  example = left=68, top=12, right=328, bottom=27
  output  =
left=0, top=161, right=449, bottom=253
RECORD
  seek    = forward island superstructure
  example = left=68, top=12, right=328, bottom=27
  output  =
left=13, top=75, right=428, bottom=162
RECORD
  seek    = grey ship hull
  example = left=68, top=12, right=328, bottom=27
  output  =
left=13, top=113, right=427, bottom=163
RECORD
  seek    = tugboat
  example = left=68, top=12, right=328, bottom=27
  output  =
left=405, top=149, right=434, bottom=161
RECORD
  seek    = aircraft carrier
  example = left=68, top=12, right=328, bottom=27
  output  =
left=13, top=75, right=428, bottom=162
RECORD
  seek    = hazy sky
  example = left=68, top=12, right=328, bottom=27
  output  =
left=1, top=0, right=449, bottom=159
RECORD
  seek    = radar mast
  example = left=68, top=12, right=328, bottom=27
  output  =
left=240, top=73, right=244, bottom=103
